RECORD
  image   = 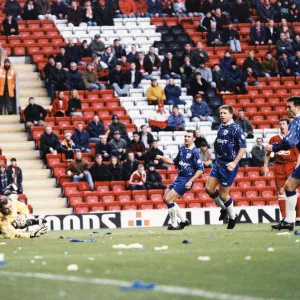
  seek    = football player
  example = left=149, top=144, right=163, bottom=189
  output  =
left=0, top=195, right=47, bottom=239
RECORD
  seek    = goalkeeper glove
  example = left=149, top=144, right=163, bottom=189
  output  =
left=30, top=225, right=48, bottom=238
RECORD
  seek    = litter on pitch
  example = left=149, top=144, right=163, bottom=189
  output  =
left=294, top=230, right=300, bottom=236
left=88, top=231, right=100, bottom=236
left=277, top=232, right=291, bottom=236
left=267, top=247, right=275, bottom=252
left=182, top=240, right=191, bottom=244
left=104, top=232, right=112, bottom=235
left=197, top=256, right=211, bottom=261
left=296, top=239, right=300, bottom=243
left=0, top=253, right=8, bottom=267
left=34, top=256, right=44, bottom=259
left=0, top=242, right=6, bottom=245
left=154, top=246, right=168, bottom=251
left=121, top=280, right=157, bottom=291
left=244, top=256, right=252, bottom=260
left=69, top=238, right=97, bottom=243
left=67, top=264, right=78, bottom=271
left=112, top=243, right=143, bottom=249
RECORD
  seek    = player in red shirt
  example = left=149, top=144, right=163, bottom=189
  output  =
left=263, top=118, right=300, bottom=227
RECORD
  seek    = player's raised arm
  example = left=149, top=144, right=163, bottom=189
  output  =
left=156, top=155, right=175, bottom=165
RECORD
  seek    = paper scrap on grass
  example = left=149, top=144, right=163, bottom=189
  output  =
left=112, top=243, right=143, bottom=249
left=34, top=256, right=43, bottom=259
left=197, top=256, right=211, bottom=261
left=267, top=247, right=275, bottom=252
left=121, top=280, right=157, bottom=291
left=244, top=256, right=252, bottom=260
left=70, top=238, right=97, bottom=243
left=0, top=242, right=6, bottom=245
left=67, top=264, right=78, bottom=271
left=154, top=246, right=168, bottom=251
left=88, top=257, right=95, bottom=261
left=296, top=239, right=300, bottom=243
left=277, top=232, right=290, bottom=236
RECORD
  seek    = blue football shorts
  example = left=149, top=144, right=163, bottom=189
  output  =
left=290, top=164, right=300, bottom=180
left=210, top=160, right=239, bottom=187
left=169, top=176, right=194, bottom=196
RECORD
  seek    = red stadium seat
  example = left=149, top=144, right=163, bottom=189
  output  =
left=132, top=190, right=147, bottom=202
left=69, top=193, right=84, bottom=206
left=101, top=191, right=116, bottom=203
left=244, top=187, right=259, bottom=198
left=148, top=189, right=164, bottom=202
left=139, top=201, right=155, bottom=210
left=187, top=200, right=202, bottom=208
left=63, top=182, right=78, bottom=197
left=46, top=153, right=61, bottom=168
left=236, top=178, right=252, bottom=188
left=84, top=192, right=99, bottom=204
left=251, top=197, right=266, bottom=206
left=111, top=181, right=126, bottom=192
left=95, top=182, right=110, bottom=193
left=182, top=191, right=195, bottom=201
left=234, top=198, right=250, bottom=206
left=106, top=202, right=122, bottom=211
left=122, top=202, right=138, bottom=210
left=90, top=203, right=106, bottom=212
left=78, top=181, right=90, bottom=191
left=74, top=203, right=89, bottom=214
left=116, top=191, right=131, bottom=202
left=252, top=177, right=268, bottom=188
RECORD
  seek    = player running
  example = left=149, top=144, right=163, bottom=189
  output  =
left=263, top=118, right=300, bottom=228
left=205, top=105, right=247, bottom=229
left=156, top=129, right=204, bottom=230
left=0, top=194, right=47, bottom=239
left=266, top=97, right=300, bottom=231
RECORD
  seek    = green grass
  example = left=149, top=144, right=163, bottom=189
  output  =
left=0, top=224, right=299, bottom=300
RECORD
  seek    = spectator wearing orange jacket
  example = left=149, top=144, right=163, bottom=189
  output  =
left=118, top=0, right=137, bottom=18
left=135, top=0, right=150, bottom=17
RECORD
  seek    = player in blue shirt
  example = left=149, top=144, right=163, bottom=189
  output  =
left=156, top=130, right=204, bottom=230
left=266, top=97, right=300, bottom=231
left=205, top=105, right=247, bottom=229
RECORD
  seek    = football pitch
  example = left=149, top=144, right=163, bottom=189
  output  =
left=0, top=224, right=299, bottom=300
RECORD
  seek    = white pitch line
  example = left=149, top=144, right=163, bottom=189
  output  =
left=0, top=271, right=274, bottom=300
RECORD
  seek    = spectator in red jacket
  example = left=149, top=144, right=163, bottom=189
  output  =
left=135, top=0, right=150, bottom=17
left=129, top=164, right=147, bottom=190
left=51, top=91, right=68, bottom=117
left=118, top=0, right=137, bottom=18
left=129, top=131, right=146, bottom=160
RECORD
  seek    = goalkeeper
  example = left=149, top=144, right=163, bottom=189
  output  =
left=0, top=195, right=47, bottom=239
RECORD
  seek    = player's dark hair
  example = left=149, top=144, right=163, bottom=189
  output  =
left=186, top=129, right=196, bottom=137
left=287, top=97, right=300, bottom=107
left=219, top=105, right=233, bottom=114
left=279, top=118, right=290, bottom=125
left=0, top=196, right=9, bottom=209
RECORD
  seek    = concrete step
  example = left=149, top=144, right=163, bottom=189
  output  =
left=33, top=207, right=73, bottom=215
left=0, top=115, right=20, bottom=123
left=0, top=132, right=27, bottom=141
left=22, top=169, right=51, bottom=177
left=17, top=160, right=44, bottom=169
left=23, top=178, right=56, bottom=189
left=19, top=89, right=48, bottom=97
left=28, top=197, right=66, bottom=206
left=26, top=189, right=61, bottom=198
left=18, top=73, right=39, bottom=79
left=0, top=123, right=24, bottom=132
left=3, top=151, right=40, bottom=160
left=1, top=141, right=35, bottom=151
left=13, top=64, right=35, bottom=71
left=19, top=82, right=44, bottom=88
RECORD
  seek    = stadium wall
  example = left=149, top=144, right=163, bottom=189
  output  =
left=39, top=207, right=281, bottom=231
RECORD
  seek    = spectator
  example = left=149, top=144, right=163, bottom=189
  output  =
left=23, top=0, right=38, bottom=20
left=202, top=0, right=215, bottom=14
left=242, top=50, right=263, bottom=76
left=214, top=7, right=228, bottom=30
left=127, top=44, right=138, bottom=63
left=226, top=62, right=246, bottom=94
left=90, top=154, right=111, bottom=181
left=179, top=56, right=196, bottom=87
left=94, top=0, right=114, bottom=26
left=24, top=97, right=47, bottom=132
left=7, top=158, right=23, bottom=194
left=194, top=129, right=208, bottom=148
left=190, top=73, right=208, bottom=97
left=166, top=105, right=185, bottom=131
left=36, top=0, right=55, bottom=20
left=230, top=0, right=251, bottom=24
left=0, top=165, right=9, bottom=195
left=109, top=0, right=122, bottom=18
left=196, top=61, right=216, bottom=88
left=48, top=61, right=69, bottom=100
left=91, top=54, right=104, bottom=73
left=181, top=43, right=196, bottom=65
left=149, top=103, right=169, bottom=131
left=288, top=3, right=299, bottom=23
left=109, top=64, right=129, bottom=97
left=144, top=46, right=161, bottom=76
left=144, top=140, right=168, bottom=169
left=4, top=0, right=22, bottom=20
left=118, top=0, right=137, bottom=17
left=173, top=0, right=187, bottom=17
left=276, top=32, right=293, bottom=57
left=161, top=52, right=181, bottom=80
left=108, top=156, right=123, bottom=180
left=51, top=0, right=68, bottom=20
left=258, top=0, right=274, bottom=22
left=191, top=94, right=214, bottom=123
left=294, top=51, right=300, bottom=76
left=95, top=135, right=113, bottom=160
left=123, top=152, right=139, bottom=180
left=199, top=142, right=213, bottom=168
left=164, top=78, right=186, bottom=105
left=236, top=110, right=254, bottom=139
left=207, top=22, right=223, bottom=46
left=109, top=130, right=127, bottom=160
left=146, top=162, right=167, bottom=189
left=135, top=0, right=150, bottom=17
left=198, top=11, right=215, bottom=32
left=87, top=115, right=104, bottom=144
left=72, top=123, right=90, bottom=153
left=243, top=67, right=259, bottom=87
left=220, top=51, right=235, bottom=72
left=139, top=124, right=154, bottom=150
left=160, top=0, right=173, bottom=16
left=67, top=1, right=82, bottom=26
left=120, top=56, right=130, bottom=71
left=261, top=52, right=278, bottom=78
left=82, top=0, right=97, bottom=26
left=89, top=34, right=105, bottom=57
left=292, top=35, right=300, bottom=54
left=61, top=132, right=75, bottom=161
left=55, top=46, right=70, bottom=70
left=108, top=114, right=128, bottom=141
left=123, top=62, right=143, bottom=89
left=250, top=20, right=265, bottom=45
left=40, top=125, right=61, bottom=164
left=66, top=89, right=82, bottom=117
left=67, top=62, right=84, bottom=90
left=146, top=78, right=166, bottom=105
left=2, top=14, right=19, bottom=36
left=43, top=55, right=56, bottom=85
left=265, top=19, right=278, bottom=45
left=0, top=58, right=15, bottom=115
left=51, top=91, right=68, bottom=117
left=129, top=164, right=146, bottom=190
left=212, top=64, right=230, bottom=94
left=129, top=131, right=146, bottom=160
left=65, top=38, right=83, bottom=66
left=67, top=151, right=94, bottom=190
left=191, top=41, right=209, bottom=64
left=136, top=52, right=151, bottom=80
left=251, top=137, right=266, bottom=167
left=278, top=18, right=295, bottom=40
left=113, top=39, right=126, bottom=60
left=147, top=0, right=163, bottom=17
left=80, top=40, right=92, bottom=58
left=185, top=0, right=204, bottom=17
left=100, top=46, right=117, bottom=70
left=278, top=53, right=294, bottom=76
left=223, top=22, right=241, bottom=53
left=82, top=62, right=105, bottom=91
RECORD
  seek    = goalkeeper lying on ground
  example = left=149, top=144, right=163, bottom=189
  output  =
left=0, top=195, right=47, bottom=239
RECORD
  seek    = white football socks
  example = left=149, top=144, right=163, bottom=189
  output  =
left=285, top=193, right=297, bottom=224
left=224, top=198, right=236, bottom=219
left=214, top=195, right=226, bottom=209
left=174, top=202, right=186, bottom=222
left=168, top=205, right=178, bottom=228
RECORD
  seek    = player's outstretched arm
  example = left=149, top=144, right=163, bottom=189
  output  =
left=185, top=170, right=204, bottom=189
left=156, top=155, right=174, bottom=165
left=263, top=152, right=271, bottom=175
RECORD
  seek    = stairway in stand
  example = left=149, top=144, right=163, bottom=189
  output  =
left=0, top=57, right=72, bottom=215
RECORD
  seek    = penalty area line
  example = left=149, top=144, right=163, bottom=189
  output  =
left=0, top=271, right=273, bottom=300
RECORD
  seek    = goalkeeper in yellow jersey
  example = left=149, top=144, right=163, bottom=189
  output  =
left=0, top=195, right=47, bottom=239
